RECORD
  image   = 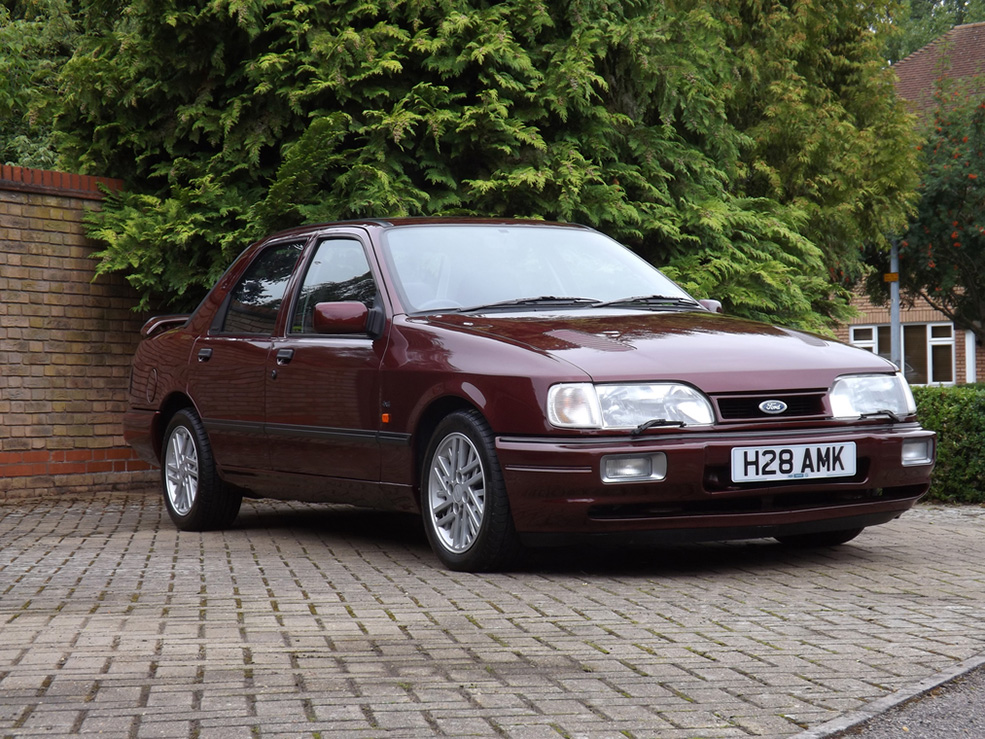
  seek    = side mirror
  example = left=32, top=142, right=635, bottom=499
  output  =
left=312, top=302, right=369, bottom=334
left=699, top=299, right=724, bottom=314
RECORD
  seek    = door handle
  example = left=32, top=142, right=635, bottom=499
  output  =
left=275, top=348, right=295, bottom=365
left=197, top=347, right=212, bottom=362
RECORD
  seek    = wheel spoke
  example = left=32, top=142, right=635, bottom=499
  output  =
left=450, top=512, right=464, bottom=550
left=465, top=490, right=484, bottom=528
left=454, top=438, right=469, bottom=472
left=431, top=497, right=455, bottom=525
left=435, top=454, right=453, bottom=488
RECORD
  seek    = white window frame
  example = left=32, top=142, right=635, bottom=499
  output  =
left=849, top=322, right=956, bottom=386
left=925, top=322, right=956, bottom=385
left=848, top=326, right=876, bottom=353
left=966, top=330, right=978, bottom=384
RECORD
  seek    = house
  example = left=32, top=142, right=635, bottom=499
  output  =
left=834, top=22, right=985, bottom=385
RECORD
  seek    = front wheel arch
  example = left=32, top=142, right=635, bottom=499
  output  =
left=412, top=397, right=478, bottom=503
left=419, top=408, right=522, bottom=572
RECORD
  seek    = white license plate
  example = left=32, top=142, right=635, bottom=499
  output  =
left=731, top=442, right=856, bottom=483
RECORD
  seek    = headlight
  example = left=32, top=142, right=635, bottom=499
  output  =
left=548, top=383, right=714, bottom=429
left=829, top=373, right=916, bottom=419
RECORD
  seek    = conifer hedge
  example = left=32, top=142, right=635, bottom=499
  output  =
left=48, top=0, right=917, bottom=330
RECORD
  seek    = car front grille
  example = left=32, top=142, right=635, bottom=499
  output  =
left=714, top=392, right=827, bottom=422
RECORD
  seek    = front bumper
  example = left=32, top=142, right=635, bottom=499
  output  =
left=496, top=423, right=934, bottom=543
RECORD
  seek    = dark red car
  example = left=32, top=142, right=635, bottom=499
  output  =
left=124, top=219, right=935, bottom=571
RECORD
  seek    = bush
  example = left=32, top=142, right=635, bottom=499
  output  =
left=912, top=384, right=985, bottom=504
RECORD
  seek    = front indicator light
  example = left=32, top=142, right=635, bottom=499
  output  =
left=902, top=439, right=934, bottom=467
left=547, top=383, right=601, bottom=428
left=602, top=453, right=667, bottom=483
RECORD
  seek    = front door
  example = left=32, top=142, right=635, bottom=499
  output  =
left=264, top=237, right=387, bottom=497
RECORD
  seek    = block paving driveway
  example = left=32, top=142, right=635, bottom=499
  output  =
left=1, top=492, right=984, bottom=738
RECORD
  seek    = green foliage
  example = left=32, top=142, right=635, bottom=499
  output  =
left=0, top=0, right=76, bottom=167
left=912, top=384, right=985, bottom=503
left=658, top=197, right=832, bottom=328
left=867, top=90, right=985, bottom=343
left=718, top=0, right=921, bottom=295
left=50, top=0, right=917, bottom=327
left=884, top=0, right=985, bottom=63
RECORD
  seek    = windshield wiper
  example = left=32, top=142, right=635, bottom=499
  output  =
left=461, top=296, right=601, bottom=313
left=595, top=295, right=701, bottom=310
left=633, top=418, right=688, bottom=435
left=860, top=409, right=903, bottom=423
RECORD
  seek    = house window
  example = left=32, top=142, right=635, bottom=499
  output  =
left=849, top=323, right=955, bottom=385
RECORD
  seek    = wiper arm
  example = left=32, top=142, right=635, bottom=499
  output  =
left=462, top=296, right=601, bottom=312
left=633, top=418, right=687, bottom=435
left=595, top=295, right=701, bottom=310
left=860, top=409, right=903, bottom=423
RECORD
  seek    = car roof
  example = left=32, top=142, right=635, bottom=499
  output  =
left=261, top=217, right=593, bottom=242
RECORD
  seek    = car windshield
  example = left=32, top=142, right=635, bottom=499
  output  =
left=381, top=224, right=696, bottom=313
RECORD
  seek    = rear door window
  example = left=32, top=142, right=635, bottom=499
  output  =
left=220, top=241, right=304, bottom=335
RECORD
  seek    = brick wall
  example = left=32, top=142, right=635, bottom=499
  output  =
left=1, top=165, right=157, bottom=499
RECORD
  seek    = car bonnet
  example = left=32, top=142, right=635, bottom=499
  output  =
left=421, top=310, right=898, bottom=394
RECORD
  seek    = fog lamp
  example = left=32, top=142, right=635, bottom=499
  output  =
left=901, top=439, right=934, bottom=467
left=601, top=453, right=667, bottom=483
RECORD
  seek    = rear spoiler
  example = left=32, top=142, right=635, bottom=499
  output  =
left=140, top=314, right=190, bottom=338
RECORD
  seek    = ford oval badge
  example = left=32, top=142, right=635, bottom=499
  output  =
left=759, top=400, right=788, bottom=415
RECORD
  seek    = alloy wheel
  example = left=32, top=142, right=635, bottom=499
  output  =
left=164, top=426, right=199, bottom=516
left=427, top=431, right=486, bottom=553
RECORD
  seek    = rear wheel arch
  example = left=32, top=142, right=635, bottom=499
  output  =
left=160, top=407, right=242, bottom=530
left=152, top=393, right=198, bottom=462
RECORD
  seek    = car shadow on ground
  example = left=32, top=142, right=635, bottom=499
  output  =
left=233, top=501, right=428, bottom=545
left=522, top=538, right=865, bottom=577
left=228, top=500, right=876, bottom=578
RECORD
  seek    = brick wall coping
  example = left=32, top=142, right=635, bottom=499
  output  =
left=0, top=164, right=123, bottom=201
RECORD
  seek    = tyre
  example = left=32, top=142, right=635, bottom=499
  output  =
left=161, top=408, right=242, bottom=531
left=421, top=410, right=522, bottom=572
left=775, top=527, right=864, bottom=548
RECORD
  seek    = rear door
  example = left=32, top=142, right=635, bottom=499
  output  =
left=188, top=240, right=305, bottom=474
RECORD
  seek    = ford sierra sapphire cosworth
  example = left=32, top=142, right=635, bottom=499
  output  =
left=124, top=219, right=936, bottom=571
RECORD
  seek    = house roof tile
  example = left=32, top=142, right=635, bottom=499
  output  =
left=893, top=22, right=985, bottom=119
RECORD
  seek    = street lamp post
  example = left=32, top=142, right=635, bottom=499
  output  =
left=889, top=241, right=902, bottom=371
